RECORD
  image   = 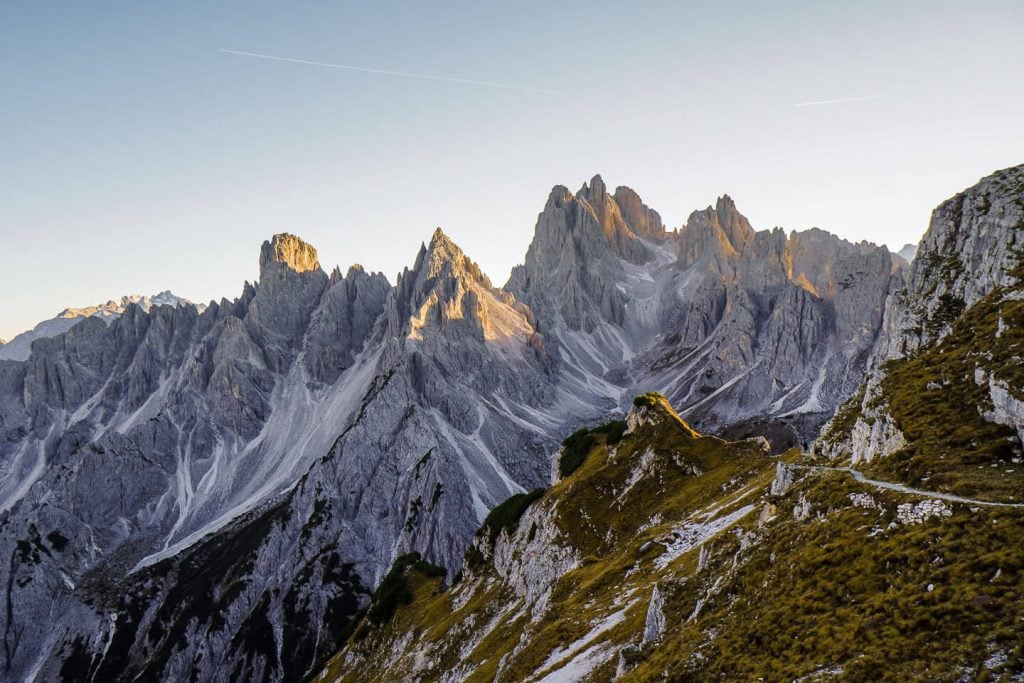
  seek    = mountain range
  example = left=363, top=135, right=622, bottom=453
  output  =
left=320, top=163, right=1024, bottom=681
left=0, top=166, right=1020, bottom=681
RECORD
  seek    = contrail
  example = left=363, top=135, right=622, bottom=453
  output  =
left=219, top=49, right=563, bottom=95
left=795, top=96, right=877, bottom=107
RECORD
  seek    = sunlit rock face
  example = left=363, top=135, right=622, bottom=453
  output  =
left=259, top=232, right=321, bottom=274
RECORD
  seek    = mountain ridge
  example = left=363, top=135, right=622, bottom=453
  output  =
left=0, top=291, right=203, bottom=362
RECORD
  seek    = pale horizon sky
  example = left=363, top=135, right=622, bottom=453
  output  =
left=2, top=1, right=1023, bottom=340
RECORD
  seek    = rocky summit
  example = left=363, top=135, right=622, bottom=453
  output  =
left=260, top=232, right=322, bottom=274
left=0, top=166, right=1021, bottom=681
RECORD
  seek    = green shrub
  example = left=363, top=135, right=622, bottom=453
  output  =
left=591, top=420, right=627, bottom=445
left=633, top=393, right=660, bottom=408
left=481, top=488, right=546, bottom=544
left=366, top=552, right=445, bottom=627
left=558, top=420, right=628, bottom=480
left=416, top=560, right=445, bottom=579
left=463, top=544, right=485, bottom=571
left=925, top=292, right=966, bottom=334
left=560, top=429, right=597, bottom=477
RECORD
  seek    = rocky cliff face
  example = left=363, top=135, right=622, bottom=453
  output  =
left=818, top=164, right=1024, bottom=500
left=506, top=177, right=650, bottom=338
left=874, top=166, right=1024, bottom=362
left=0, top=174, right=909, bottom=680
left=0, top=235, right=390, bottom=679
left=633, top=213, right=902, bottom=439
left=303, top=228, right=560, bottom=583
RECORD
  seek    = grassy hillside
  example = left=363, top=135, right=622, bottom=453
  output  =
left=315, top=393, right=1024, bottom=681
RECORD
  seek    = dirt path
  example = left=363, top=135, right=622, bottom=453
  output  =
left=794, top=465, right=1024, bottom=508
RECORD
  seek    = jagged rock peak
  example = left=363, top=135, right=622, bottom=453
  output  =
left=412, top=227, right=491, bottom=287
left=678, top=193, right=756, bottom=263
left=543, top=185, right=575, bottom=211
left=573, top=174, right=659, bottom=263
left=613, top=185, right=665, bottom=238
left=428, top=226, right=461, bottom=257
left=684, top=194, right=754, bottom=245
left=573, top=175, right=664, bottom=238
left=53, top=291, right=197, bottom=319
left=711, top=194, right=754, bottom=246
left=260, top=233, right=320, bottom=275
left=577, top=173, right=608, bottom=201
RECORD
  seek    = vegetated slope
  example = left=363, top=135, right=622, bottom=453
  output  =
left=317, top=395, right=1024, bottom=681
left=820, top=270, right=1024, bottom=501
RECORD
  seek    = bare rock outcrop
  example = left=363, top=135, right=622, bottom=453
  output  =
left=259, top=231, right=321, bottom=274
left=874, top=165, right=1024, bottom=362
left=642, top=584, right=666, bottom=644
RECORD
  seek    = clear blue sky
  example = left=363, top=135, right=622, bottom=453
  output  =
left=2, top=1, right=1023, bottom=340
